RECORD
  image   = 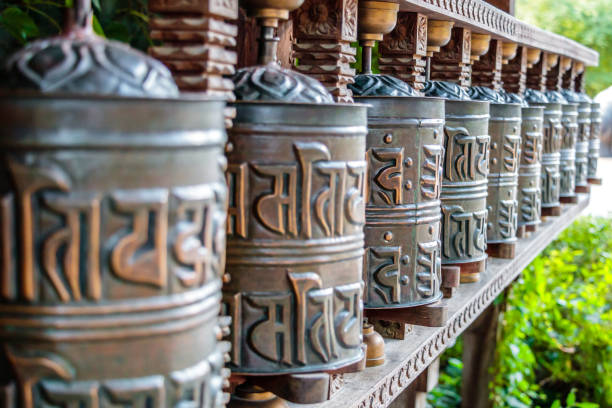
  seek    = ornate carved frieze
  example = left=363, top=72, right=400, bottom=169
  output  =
left=502, top=46, right=528, bottom=95
left=439, top=100, right=490, bottom=273
left=430, top=27, right=472, bottom=88
left=149, top=0, right=239, bottom=125
left=355, top=96, right=444, bottom=308
left=378, top=12, right=428, bottom=93
left=0, top=95, right=230, bottom=408
left=292, top=0, right=358, bottom=102
left=224, top=102, right=368, bottom=374
left=472, top=39, right=503, bottom=91
left=517, top=107, right=544, bottom=228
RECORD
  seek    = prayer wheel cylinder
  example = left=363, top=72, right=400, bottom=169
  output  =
left=354, top=96, right=445, bottom=308
left=531, top=102, right=562, bottom=212
left=560, top=103, right=579, bottom=199
left=440, top=100, right=490, bottom=279
left=517, top=106, right=544, bottom=228
left=224, top=102, right=368, bottom=374
left=588, top=102, right=602, bottom=181
left=575, top=101, right=591, bottom=190
left=486, top=103, right=522, bottom=246
left=0, top=94, right=229, bottom=406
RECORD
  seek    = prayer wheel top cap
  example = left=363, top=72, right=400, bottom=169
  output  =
left=468, top=86, right=507, bottom=104
left=561, top=89, right=592, bottom=103
left=349, top=74, right=419, bottom=97
left=3, top=0, right=178, bottom=98
left=233, top=62, right=334, bottom=103
left=525, top=88, right=550, bottom=104
left=500, top=90, right=529, bottom=107
left=423, top=80, right=471, bottom=101
left=545, top=90, right=569, bottom=104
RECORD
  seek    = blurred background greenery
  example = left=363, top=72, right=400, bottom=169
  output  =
left=516, top=0, right=612, bottom=97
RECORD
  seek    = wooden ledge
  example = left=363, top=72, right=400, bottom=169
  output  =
left=291, top=194, right=590, bottom=408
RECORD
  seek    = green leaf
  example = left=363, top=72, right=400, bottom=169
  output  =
left=0, top=7, right=39, bottom=43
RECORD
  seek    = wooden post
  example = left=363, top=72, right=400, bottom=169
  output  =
left=148, top=0, right=239, bottom=127
left=460, top=301, right=502, bottom=408
left=562, top=59, right=579, bottom=90
left=430, top=26, right=472, bottom=87
left=292, top=0, right=358, bottom=103
left=378, top=12, right=428, bottom=93
left=502, top=45, right=528, bottom=95
left=526, top=50, right=549, bottom=91
left=546, top=55, right=563, bottom=91
left=472, top=39, right=503, bottom=90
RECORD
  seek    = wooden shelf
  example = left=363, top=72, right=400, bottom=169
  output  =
left=399, top=0, right=599, bottom=66
left=291, top=194, right=590, bottom=408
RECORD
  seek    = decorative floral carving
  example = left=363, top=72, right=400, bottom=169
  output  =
left=296, top=0, right=340, bottom=38
left=342, top=0, right=358, bottom=41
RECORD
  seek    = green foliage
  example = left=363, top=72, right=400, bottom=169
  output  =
left=428, top=216, right=612, bottom=408
left=0, top=0, right=151, bottom=62
left=492, top=216, right=612, bottom=407
left=516, top=0, right=612, bottom=97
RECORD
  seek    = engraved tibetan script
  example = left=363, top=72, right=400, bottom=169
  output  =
left=441, top=205, right=487, bottom=259
left=368, top=147, right=404, bottom=205
left=367, top=246, right=403, bottom=304
left=523, top=132, right=541, bottom=164
left=421, top=145, right=443, bottom=200
left=416, top=240, right=441, bottom=297
left=503, top=135, right=521, bottom=173
left=444, top=127, right=489, bottom=181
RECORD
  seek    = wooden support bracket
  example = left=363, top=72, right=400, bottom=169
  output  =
left=441, top=265, right=460, bottom=298
left=365, top=302, right=448, bottom=327
left=487, top=242, right=517, bottom=259
left=542, top=205, right=562, bottom=217
left=575, top=185, right=590, bottom=194
left=588, top=177, right=603, bottom=185
left=560, top=195, right=579, bottom=204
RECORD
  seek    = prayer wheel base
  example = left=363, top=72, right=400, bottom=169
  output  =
left=575, top=185, right=590, bottom=194
left=229, top=384, right=289, bottom=408
left=487, top=242, right=517, bottom=259
left=542, top=206, right=562, bottom=217
left=516, top=225, right=528, bottom=239
left=441, top=265, right=461, bottom=299
left=526, top=224, right=539, bottom=233
left=365, top=302, right=448, bottom=327
left=588, top=177, right=603, bottom=185
left=560, top=195, right=579, bottom=204
left=454, top=259, right=487, bottom=283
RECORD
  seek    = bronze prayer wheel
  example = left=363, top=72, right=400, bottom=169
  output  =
left=468, top=88, right=521, bottom=256
left=0, top=2, right=231, bottom=406
left=517, top=106, right=544, bottom=229
left=559, top=103, right=579, bottom=200
left=562, top=90, right=591, bottom=192
left=526, top=89, right=562, bottom=216
left=589, top=102, right=602, bottom=182
left=353, top=95, right=445, bottom=308
left=224, top=101, right=368, bottom=374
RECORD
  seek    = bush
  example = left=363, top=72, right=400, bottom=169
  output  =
left=429, top=216, right=612, bottom=408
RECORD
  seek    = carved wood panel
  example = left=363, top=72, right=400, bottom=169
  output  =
left=430, top=27, right=471, bottom=88
left=526, top=51, right=548, bottom=92
left=472, top=39, right=503, bottom=91
left=502, top=45, right=527, bottom=95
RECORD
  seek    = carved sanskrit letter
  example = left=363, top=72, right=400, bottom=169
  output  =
left=222, top=292, right=242, bottom=366
left=367, top=246, right=402, bottom=304
left=42, top=192, right=102, bottom=302
left=442, top=205, right=463, bottom=259
left=499, top=200, right=517, bottom=239
left=416, top=241, right=441, bottom=297
left=169, top=359, right=210, bottom=407
left=520, top=188, right=540, bottom=223
left=523, top=132, right=541, bottom=164
left=473, top=210, right=487, bottom=253
left=369, top=147, right=404, bottom=205
left=246, top=293, right=292, bottom=365
left=111, top=189, right=168, bottom=288
left=450, top=129, right=477, bottom=181
left=476, top=135, right=490, bottom=176
left=253, top=164, right=298, bottom=236
left=421, top=145, right=443, bottom=199
left=172, top=184, right=216, bottom=288
left=226, top=163, right=247, bottom=238
left=309, top=286, right=338, bottom=363
left=40, top=380, right=100, bottom=407
left=345, top=161, right=367, bottom=227
left=294, top=142, right=331, bottom=238
left=315, top=162, right=348, bottom=237
left=102, top=376, right=165, bottom=408
left=6, top=158, right=70, bottom=301
left=503, top=135, right=521, bottom=172
left=6, top=348, right=74, bottom=408
left=334, top=282, right=362, bottom=349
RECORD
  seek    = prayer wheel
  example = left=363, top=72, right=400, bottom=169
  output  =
left=559, top=102, right=579, bottom=202
left=562, top=90, right=592, bottom=193
left=469, top=87, right=522, bottom=258
left=589, top=102, right=602, bottom=184
left=525, top=89, right=562, bottom=216
left=223, top=0, right=367, bottom=377
left=517, top=106, right=544, bottom=230
left=0, top=2, right=230, bottom=406
left=353, top=89, right=445, bottom=308
left=424, top=82, right=490, bottom=282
